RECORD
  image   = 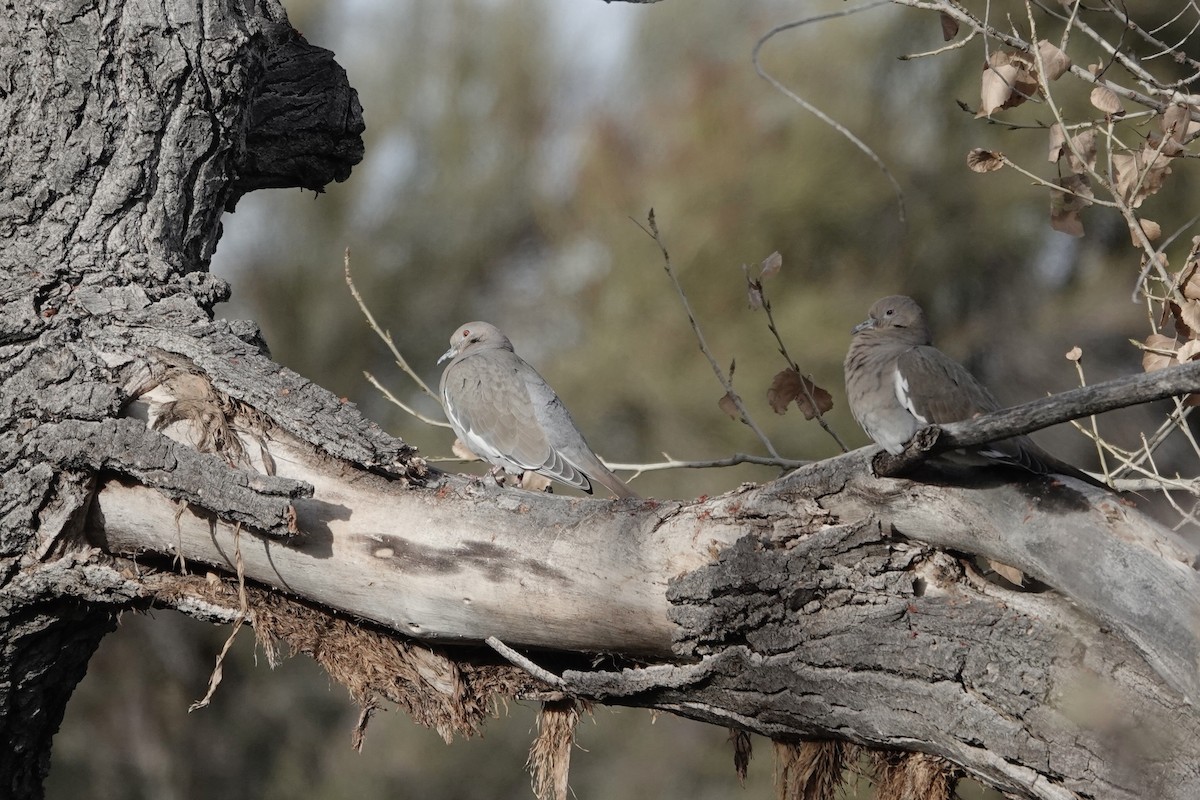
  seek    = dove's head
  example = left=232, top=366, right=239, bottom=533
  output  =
left=438, top=321, right=515, bottom=364
left=851, top=296, right=932, bottom=345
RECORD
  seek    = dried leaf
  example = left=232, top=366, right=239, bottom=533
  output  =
left=977, top=64, right=1015, bottom=117
left=1161, top=104, right=1199, bottom=146
left=1065, top=346, right=1082, bottom=362
left=1089, top=84, right=1123, bottom=116
left=967, top=148, right=1004, bottom=173
left=1131, top=218, right=1161, bottom=245
left=1170, top=299, right=1200, bottom=339
left=767, top=368, right=834, bottom=420
left=1066, top=130, right=1096, bottom=174
left=939, top=12, right=959, bottom=41
left=1049, top=174, right=1092, bottom=237
left=1048, top=124, right=1066, bottom=162
left=977, top=51, right=1037, bottom=117
left=1178, top=239, right=1200, bottom=301
left=741, top=264, right=763, bottom=310
left=988, top=559, right=1026, bottom=587
left=1113, top=145, right=1173, bottom=208
left=746, top=280, right=764, bottom=311
left=731, top=728, right=752, bottom=785
left=718, top=392, right=741, bottom=420
left=1178, top=339, right=1200, bottom=363
left=1141, top=333, right=1177, bottom=372
left=760, top=251, right=782, bottom=279
left=1036, top=39, right=1071, bottom=80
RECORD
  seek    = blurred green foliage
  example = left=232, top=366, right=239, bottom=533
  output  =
left=49, top=1, right=1200, bottom=798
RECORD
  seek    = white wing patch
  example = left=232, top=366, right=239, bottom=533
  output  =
left=893, top=367, right=928, bottom=424
left=443, top=389, right=520, bottom=472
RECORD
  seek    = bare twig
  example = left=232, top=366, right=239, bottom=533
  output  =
left=606, top=452, right=811, bottom=477
left=344, top=248, right=445, bottom=412
left=1065, top=350, right=1112, bottom=481
left=635, top=211, right=782, bottom=460
left=364, top=371, right=451, bottom=429
left=750, top=267, right=849, bottom=453
left=431, top=452, right=810, bottom=475
left=752, top=1, right=906, bottom=223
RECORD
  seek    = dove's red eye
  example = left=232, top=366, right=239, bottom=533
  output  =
left=462, top=329, right=470, bottom=338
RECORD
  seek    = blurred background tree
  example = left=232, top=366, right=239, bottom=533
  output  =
left=48, top=1, right=1198, bottom=798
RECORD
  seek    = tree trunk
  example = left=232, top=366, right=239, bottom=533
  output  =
left=2, top=3, right=1198, bottom=800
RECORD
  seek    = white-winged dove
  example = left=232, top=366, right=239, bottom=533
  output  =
left=844, top=295, right=1103, bottom=487
left=438, top=322, right=639, bottom=499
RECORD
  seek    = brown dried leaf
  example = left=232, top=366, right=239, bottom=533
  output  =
left=1178, top=339, right=1200, bottom=363
left=1161, top=104, right=1199, bottom=145
left=1114, top=146, right=1173, bottom=208
left=967, top=148, right=1004, bottom=173
left=1139, top=142, right=1173, bottom=198
left=988, top=559, right=1026, bottom=587
left=978, top=51, right=1035, bottom=116
left=1048, top=124, right=1066, bottom=162
left=1178, top=238, right=1200, bottom=301
left=767, top=368, right=834, bottom=420
left=1131, top=218, right=1162, bottom=245
left=1067, top=130, right=1097, bottom=174
left=1142, top=333, right=1177, bottom=372
left=731, top=728, right=752, bottom=785
left=1090, top=84, right=1123, bottom=116
left=1171, top=299, right=1200, bottom=339
left=718, top=391, right=740, bottom=420
left=1049, top=174, right=1092, bottom=237
left=760, top=250, right=782, bottom=279
left=939, top=12, right=959, bottom=41
left=1037, top=39, right=1071, bottom=80
left=1065, top=346, right=1082, bottom=362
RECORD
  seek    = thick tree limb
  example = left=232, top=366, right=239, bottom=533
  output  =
left=88, top=383, right=1200, bottom=799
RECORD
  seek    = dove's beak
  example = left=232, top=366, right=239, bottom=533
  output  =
left=437, top=345, right=457, bottom=365
left=851, top=317, right=876, bottom=335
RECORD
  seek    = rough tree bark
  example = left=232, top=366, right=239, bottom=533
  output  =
left=2, top=3, right=1198, bottom=800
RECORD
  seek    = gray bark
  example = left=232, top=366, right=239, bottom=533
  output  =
left=0, top=1, right=366, bottom=796
left=2, top=2, right=1198, bottom=800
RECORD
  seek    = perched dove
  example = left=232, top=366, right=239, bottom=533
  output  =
left=438, top=322, right=639, bottom=499
left=844, top=295, right=1104, bottom=487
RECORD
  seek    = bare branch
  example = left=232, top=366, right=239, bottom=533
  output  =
left=752, top=1, right=906, bottom=222
left=635, top=211, right=783, bottom=460
left=875, top=361, right=1200, bottom=477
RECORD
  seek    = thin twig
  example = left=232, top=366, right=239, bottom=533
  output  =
left=1066, top=353, right=1112, bottom=481
left=605, top=452, right=811, bottom=476
left=899, top=30, right=977, bottom=61
left=752, top=1, right=906, bottom=223
left=344, top=248, right=442, bottom=403
left=364, top=371, right=451, bottom=429
left=431, top=452, right=810, bottom=475
left=635, top=211, right=782, bottom=460
left=754, top=275, right=849, bottom=453
left=486, top=636, right=566, bottom=688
